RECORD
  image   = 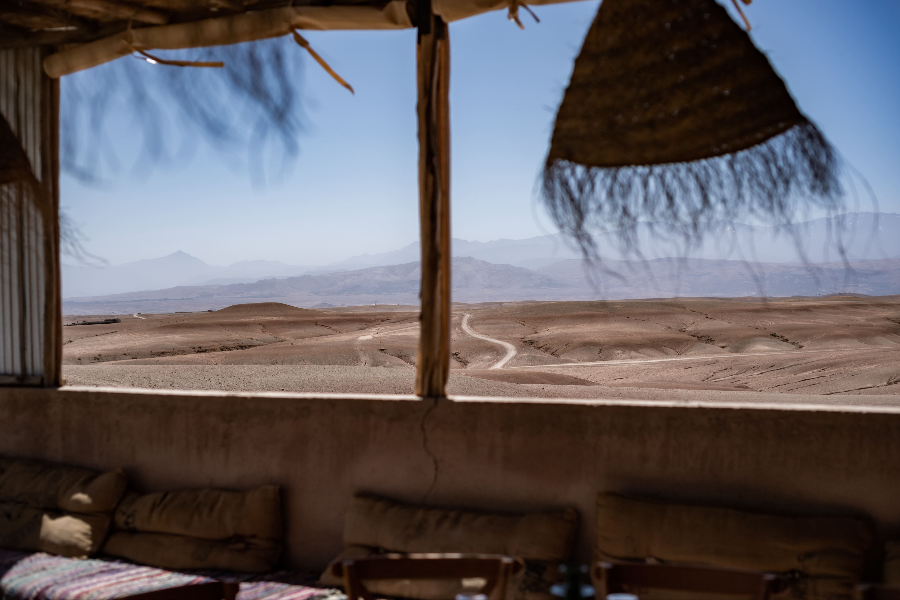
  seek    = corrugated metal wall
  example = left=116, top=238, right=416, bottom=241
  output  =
left=0, top=47, right=60, bottom=386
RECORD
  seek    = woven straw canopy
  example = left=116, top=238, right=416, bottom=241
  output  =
left=548, top=0, right=805, bottom=167
left=542, top=0, right=844, bottom=260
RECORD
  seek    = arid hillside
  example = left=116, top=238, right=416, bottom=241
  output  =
left=63, top=296, right=900, bottom=401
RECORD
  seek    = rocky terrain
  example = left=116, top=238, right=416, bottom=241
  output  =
left=63, top=296, right=900, bottom=401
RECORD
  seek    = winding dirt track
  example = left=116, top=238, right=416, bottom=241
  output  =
left=514, top=346, right=900, bottom=369
left=461, top=313, right=517, bottom=369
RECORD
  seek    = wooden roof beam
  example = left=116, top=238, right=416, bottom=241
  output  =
left=43, top=3, right=413, bottom=78
left=0, top=2, right=87, bottom=32
left=0, top=20, right=130, bottom=49
left=50, top=0, right=170, bottom=25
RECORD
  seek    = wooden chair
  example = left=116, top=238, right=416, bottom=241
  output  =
left=856, top=584, right=900, bottom=600
left=595, top=562, right=785, bottom=600
left=124, top=582, right=239, bottom=600
left=331, top=553, right=525, bottom=600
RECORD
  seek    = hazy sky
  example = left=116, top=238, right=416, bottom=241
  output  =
left=61, top=0, right=900, bottom=267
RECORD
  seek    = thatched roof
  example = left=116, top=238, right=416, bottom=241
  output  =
left=1, top=0, right=573, bottom=70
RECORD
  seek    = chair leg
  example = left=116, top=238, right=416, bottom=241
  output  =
left=223, top=582, right=239, bottom=600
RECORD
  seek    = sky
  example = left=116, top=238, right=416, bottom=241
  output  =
left=60, top=0, right=900, bottom=267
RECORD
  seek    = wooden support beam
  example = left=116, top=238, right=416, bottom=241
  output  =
left=414, top=0, right=451, bottom=398
left=42, top=49, right=62, bottom=387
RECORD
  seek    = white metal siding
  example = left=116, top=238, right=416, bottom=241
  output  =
left=0, top=48, right=50, bottom=385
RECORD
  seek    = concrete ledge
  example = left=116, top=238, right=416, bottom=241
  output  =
left=1, top=386, right=899, bottom=568
left=59, top=385, right=900, bottom=412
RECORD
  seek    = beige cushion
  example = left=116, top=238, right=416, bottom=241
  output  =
left=0, top=457, right=127, bottom=514
left=595, top=494, right=873, bottom=600
left=0, top=457, right=124, bottom=559
left=107, top=484, right=282, bottom=572
left=884, top=541, right=900, bottom=585
left=321, top=495, right=579, bottom=600
left=113, top=485, right=281, bottom=540
left=103, top=531, right=281, bottom=572
left=344, top=494, right=577, bottom=561
left=0, top=501, right=111, bottom=557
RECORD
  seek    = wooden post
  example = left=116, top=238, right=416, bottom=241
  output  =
left=414, top=0, right=451, bottom=398
left=42, top=49, right=62, bottom=387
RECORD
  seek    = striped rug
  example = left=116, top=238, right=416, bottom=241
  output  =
left=0, top=550, right=345, bottom=600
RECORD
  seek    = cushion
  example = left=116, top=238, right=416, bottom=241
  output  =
left=320, top=494, right=578, bottom=600
left=0, top=457, right=127, bottom=514
left=0, top=547, right=342, bottom=600
left=104, top=484, right=283, bottom=572
left=113, top=485, right=281, bottom=540
left=343, top=494, right=577, bottom=561
left=595, top=494, right=874, bottom=600
left=103, top=531, right=282, bottom=573
left=0, top=550, right=217, bottom=599
left=0, top=501, right=110, bottom=557
left=884, top=541, right=900, bottom=585
left=0, top=457, right=126, bottom=558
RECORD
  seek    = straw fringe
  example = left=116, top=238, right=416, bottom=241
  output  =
left=541, top=120, right=845, bottom=262
left=61, top=36, right=304, bottom=184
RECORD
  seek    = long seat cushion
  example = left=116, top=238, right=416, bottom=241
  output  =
left=114, top=486, right=281, bottom=540
left=594, top=494, right=874, bottom=600
left=103, top=485, right=283, bottom=572
left=320, top=494, right=579, bottom=600
left=0, top=457, right=127, bottom=558
left=0, top=548, right=343, bottom=600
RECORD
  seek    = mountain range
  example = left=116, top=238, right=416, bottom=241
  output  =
left=63, top=212, right=900, bottom=300
left=62, top=255, right=900, bottom=315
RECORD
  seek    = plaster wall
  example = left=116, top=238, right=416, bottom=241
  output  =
left=0, top=386, right=898, bottom=570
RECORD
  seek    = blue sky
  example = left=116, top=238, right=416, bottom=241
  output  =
left=61, top=0, right=900, bottom=267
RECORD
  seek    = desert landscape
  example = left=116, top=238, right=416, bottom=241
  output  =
left=63, top=295, right=900, bottom=404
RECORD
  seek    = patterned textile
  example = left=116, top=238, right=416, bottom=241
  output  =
left=0, top=550, right=345, bottom=600
left=0, top=550, right=210, bottom=599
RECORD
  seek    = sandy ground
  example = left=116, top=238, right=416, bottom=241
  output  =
left=62, top=296, right=900, bottom=403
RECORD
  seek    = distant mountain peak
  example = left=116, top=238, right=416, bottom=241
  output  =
left=63, top=212, right=900, bottom=300
left=165, top=250, right=202, bottom=260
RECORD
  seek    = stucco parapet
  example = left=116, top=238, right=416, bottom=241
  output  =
left=2, top=385, right=897, bottom=417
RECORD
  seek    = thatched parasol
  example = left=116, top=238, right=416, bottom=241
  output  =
left=542, top=0, right=845, bottom=262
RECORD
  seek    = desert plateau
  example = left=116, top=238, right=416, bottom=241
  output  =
left=63, top=295, right=900, bottom=405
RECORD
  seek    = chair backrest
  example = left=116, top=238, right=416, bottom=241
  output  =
left=857, top=584, right=900, bottom=600
left=123, top=582, right=239, bottom=600
left=332, top=553, right=525, bottom=600
left=595, top=562, right=783, bottom=600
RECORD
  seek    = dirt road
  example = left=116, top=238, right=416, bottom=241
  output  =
left=461, top=313, right=517, bottom=369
